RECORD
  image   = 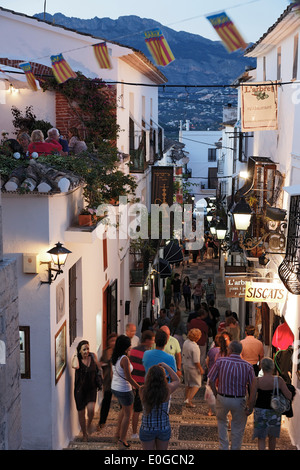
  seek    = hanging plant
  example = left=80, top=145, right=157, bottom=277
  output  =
left=40, top=73, right=119, bottom=146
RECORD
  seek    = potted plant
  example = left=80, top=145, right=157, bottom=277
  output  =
left=78, top=208, right=97, bottom=226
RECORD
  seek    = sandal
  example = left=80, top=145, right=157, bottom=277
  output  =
left=118, top=439, right=131, bottom=448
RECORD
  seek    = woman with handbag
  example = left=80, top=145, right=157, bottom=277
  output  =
left=111, top=335, right=140, bottom=448
left=72, top=340, right=103, bottom=441
left=246, top=357, right=292, bottom=450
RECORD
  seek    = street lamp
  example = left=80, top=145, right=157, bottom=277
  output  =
left=210, top=221, right=217, bottom=235
left=231, top=197, right=252, bottom=231
left=216, top=220, right=227, bottom=241
left=40, top=242, right=72, bottom=284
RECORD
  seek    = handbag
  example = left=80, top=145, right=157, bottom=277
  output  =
left=270, top=376, right=290, bottom=414
left=95, top=365, right=103, bottom=390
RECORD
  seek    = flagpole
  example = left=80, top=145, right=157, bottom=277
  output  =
left=44, top=1, right=46, bottom=20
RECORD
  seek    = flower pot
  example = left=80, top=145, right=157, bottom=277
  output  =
left=78, top=214, right=93, bottom=226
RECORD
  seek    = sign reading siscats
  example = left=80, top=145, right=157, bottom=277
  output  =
left=245, top=282, right=286, bottom=303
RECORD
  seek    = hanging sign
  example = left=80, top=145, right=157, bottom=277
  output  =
left=151, top=166, right=174, bottom=206
left=245, top=281, right=286, bottom=303
left=241, top=81, right=278, bottom=131
left=225, top=276, right=247, bottom=298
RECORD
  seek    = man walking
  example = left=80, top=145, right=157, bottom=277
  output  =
left=204, top=277, right=216, bottom=304
left=208, top=341, right=255, bottom=450
left=240, top=325, right=264, bottom=376
left=143, top=329, right=177, bottom=378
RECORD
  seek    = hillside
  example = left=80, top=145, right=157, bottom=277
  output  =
left=35, top=13, right=255, bottom=135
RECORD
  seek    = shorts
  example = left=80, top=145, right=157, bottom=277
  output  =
left=133, top=388, right=143, bottom=413
left=112, top=389, right=134, bottom=407
left=139, top=427, right=171, bottom=442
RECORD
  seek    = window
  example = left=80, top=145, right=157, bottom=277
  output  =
left=263, top=56, right=266, bottom=81
left=69, top=263, right=77, bottom=346
left=293, top=34, right=299, bottom=80
left=208, top=148, right=216, bottom=162
left=277, top=46, right=281, bottom=80
left=103, top=232, right=108, bottom=271
left=19, top=326, right=30, bottom=378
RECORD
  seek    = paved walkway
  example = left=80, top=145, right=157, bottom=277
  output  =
left=66, top=257, right=296, bottom=451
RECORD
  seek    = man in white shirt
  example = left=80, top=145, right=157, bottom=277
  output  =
left=160, top=325, right=182, bottom=378
left=126, top=323, right=139, bottom=348
left=240, top=325, right=264, bottom=376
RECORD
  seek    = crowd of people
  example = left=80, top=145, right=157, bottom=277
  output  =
left=71, top=272, right=295, bottom=451
left=5, top=127, right=87, bottom=158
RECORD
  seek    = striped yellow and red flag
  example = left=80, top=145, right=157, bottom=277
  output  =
left=93, top=42, right=112, bottom=69
left=206, top=12, right=248, bottom=53
left=144, top=29, right=175, bottom=66
left=50, top=53, right=77, bottom=84
left=19, top=62, right=38, bottom=91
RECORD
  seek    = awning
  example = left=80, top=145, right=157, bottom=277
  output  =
left=157, top=258, right=172, bottom=278
left=163, top=240, right=183, bottom=264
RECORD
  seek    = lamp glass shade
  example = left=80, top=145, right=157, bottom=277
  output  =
left=216, top=228, right=227, bottom=240
left=206, top=215, right=213, bottom=222
left=216, top=220, right=227, bottom=240
left=233, top=213, right=252, bottom=231
left=210, top=224, right=216, bottom=235
left=231, top=197, right=252, bottom=231
left=47, top=242, right=71, bottom=267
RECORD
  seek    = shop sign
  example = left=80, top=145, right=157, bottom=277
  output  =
left=245, top=281, right=286, bottom=303
left=241, top=81, right=278, bottom=132
left=225, top=276, right=247, bottom=298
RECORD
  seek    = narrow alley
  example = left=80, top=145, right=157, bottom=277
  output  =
left=66, top=257, right=296, bottom=451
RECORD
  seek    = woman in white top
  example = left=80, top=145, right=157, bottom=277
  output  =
left=111, top=335, right=140, bottom=448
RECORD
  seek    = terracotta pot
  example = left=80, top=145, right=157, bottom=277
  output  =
left=78, top=214, right=93, bottom=226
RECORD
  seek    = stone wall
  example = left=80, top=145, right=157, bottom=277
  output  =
left=0, top=197, right=21, bottom=449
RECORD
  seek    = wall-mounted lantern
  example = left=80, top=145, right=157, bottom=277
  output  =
left=40, top=242, right=72, bottom=285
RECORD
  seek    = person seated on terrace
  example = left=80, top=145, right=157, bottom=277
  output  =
left=17, top=132, right=31, bottom=156
left=67, top=127, right=87, bottom=155
left=46, top=128, right=69, bottom=156
left=28, top=129, right=62, bottom=157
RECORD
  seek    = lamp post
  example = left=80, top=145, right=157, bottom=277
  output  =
left=216, top=219, right=228, bottom=270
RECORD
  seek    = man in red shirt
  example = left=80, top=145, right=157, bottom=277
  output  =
left=188, top=309, right=208, bottom=371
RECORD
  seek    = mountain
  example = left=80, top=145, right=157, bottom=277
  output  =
left=35, top=13, right=255, bottom=136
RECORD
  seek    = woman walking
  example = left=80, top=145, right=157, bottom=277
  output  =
left=139, top=362, right=180, bottom=450
left=193, top=278, right=204, bottom=308
left=97, top=333, right=117, bottom=430
left=182, top=276, right=192, bottom=311
left=247, top=357, right=292, bottom=450
left=169, top=307, right=187, bottom=350
left=111, top=335, right=140, bottom=448
left=72, top=340, right=102, bottom=441
left=182, top=329, right=204, bottom=408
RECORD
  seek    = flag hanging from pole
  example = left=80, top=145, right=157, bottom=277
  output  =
left=50, top=53, right=77, bottom=84
left=19, top=62, right=38, bottom=91
left=144, top=29, right=175, bottom=66
left=206, top=12, right=248, bottom=52
left=93, top=42, right=112, bottom=69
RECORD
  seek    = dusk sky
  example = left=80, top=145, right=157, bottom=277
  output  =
left=0, top=0, right=292, bottom=43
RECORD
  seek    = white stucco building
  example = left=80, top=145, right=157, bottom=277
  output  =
left=219, top=4, right=300, bottom=449
left=0, top=7, right=166, bottom=449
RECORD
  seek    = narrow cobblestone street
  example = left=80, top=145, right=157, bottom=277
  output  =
left=66, top=257, right=296, bottom=451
